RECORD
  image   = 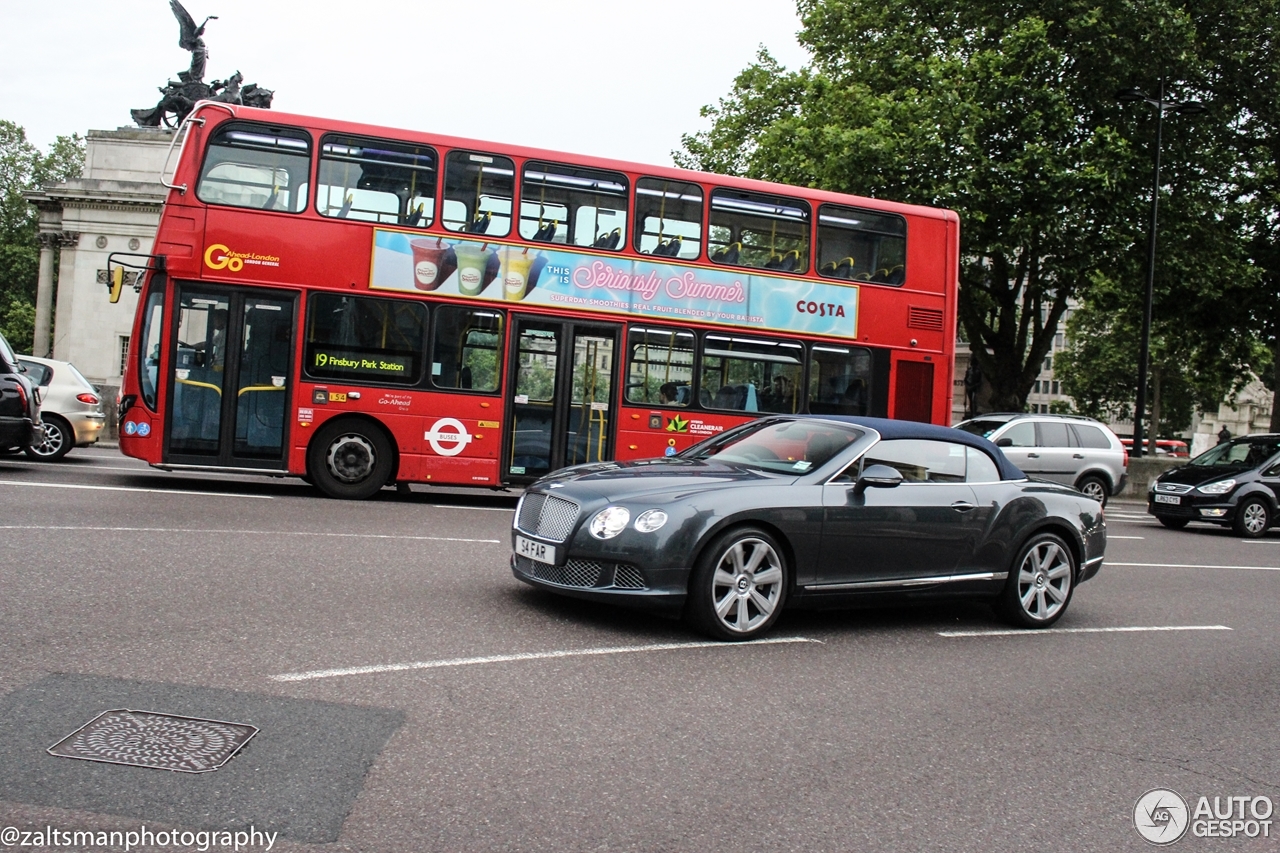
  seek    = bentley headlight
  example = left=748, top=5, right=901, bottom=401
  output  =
left=1197, top=478, right=1236, bottom=495
left=634, top=509, right=668, bottom=533
left=589, top=506, right=631, bottom=539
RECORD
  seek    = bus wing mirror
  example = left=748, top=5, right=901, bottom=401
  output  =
left=109, top=267, right=125, bottom=303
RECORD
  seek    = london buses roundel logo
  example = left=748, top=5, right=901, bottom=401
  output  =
left=424, top=418, right=473, bottom=457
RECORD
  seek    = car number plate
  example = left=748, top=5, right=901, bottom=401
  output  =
left=516, top=535, right=556, bottom=565
left=1154, top=494, right=1181, bottom=505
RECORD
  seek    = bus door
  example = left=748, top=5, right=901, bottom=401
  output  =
left=165, top=284, right=297, bottom=469
left=504, top=317, right=620, bottom=483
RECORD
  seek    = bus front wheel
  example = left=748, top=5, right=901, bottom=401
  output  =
left=308, top=419, right=394, bottom=500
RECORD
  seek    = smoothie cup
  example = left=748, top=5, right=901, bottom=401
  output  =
left=501, top=249, right=536, bottom=301
left=453, top=243, right=487, bottom=296
left=409, top=238, right=447, bottom=290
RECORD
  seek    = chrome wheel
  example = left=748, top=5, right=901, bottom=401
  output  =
left=327, top=433, right=376, bottom=483
left=709, top=536, right=784, bottom=635
left=1234, top=499, right=1270, bottom=539
left=1077, top=476, right=1107, bottom=504
left=25, top=416, right=71, bottom=461
left=1015, top=539, right=1073, bottom=623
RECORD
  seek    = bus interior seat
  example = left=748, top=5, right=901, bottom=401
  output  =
left=468, top=211, right=492, bottom=233
left=652, top=235, right=683, bottom=257
left=743, top=383, right=758, bottom=412
left=710, top=242, right=741, bottom=264
left=711, top=385, right=741, bottom=410
left=532, top=220, right=557, bottom=242
left=886, top=265, right=905, bottom=285
left=336, top=193, right=353, bottom=218
left=593, top=228, right=621, bottom=249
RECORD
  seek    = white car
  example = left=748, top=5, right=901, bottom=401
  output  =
left=16, top=356, right=106, bottom=461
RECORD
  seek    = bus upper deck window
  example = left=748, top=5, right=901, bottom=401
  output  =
left=521, top=162, right=629, bottom=250
left=708, top=189, right=810, bottom=273
left=442, top=151, right=513, bottom=237
left=318, top=135, right=437, bottom=227
left=817, top=204, right=907, bottom=285
left=634, top=178, right=702, bottom=260
left=196, top=122, right=312, bottom=213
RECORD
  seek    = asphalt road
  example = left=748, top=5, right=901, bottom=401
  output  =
left=1, top=446, right=1278, bottom=853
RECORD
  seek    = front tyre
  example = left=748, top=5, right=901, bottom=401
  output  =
left=24, top=415, right=73, bottom=461
left=686, top=527, right=788, bottom=641
left=308, top=418, right=394, bottom=500
left=997, top=532, right=1076, bottom=629
left=1233, top=498, right=1272, bottom=539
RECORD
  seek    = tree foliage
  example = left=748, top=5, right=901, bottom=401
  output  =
left=678, top=0, right=1278, bottom=419
left=0, top=120, right=83, bottom=352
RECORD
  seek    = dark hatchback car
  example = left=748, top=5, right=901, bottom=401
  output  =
left=1148, top=435, right=1280, bottom=538
left=512, top=416, right=1106, bottom=640
left=0, top=330, right=41, bottom=451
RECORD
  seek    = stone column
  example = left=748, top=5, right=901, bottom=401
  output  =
left=33, top=232, right=59, bottom=357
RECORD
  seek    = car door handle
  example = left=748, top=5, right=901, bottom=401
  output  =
left=1026, top=453, right=1040, bottom=458
left=951, top=501, right=975, bottom=512
left=1073, top=453, right=1085, bottom=459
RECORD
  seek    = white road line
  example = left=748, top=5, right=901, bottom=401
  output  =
left=939, top=625, right=1231, bottom=638
left=1108, top=535, right=1146, bottom=540
left=0, top=525, right=501, bottom=543
left=1244, top=540, right=1280, bottom=545
left=272, top=637, right=822, bottom=682
left=1109, top=561, right=1280, bottom=571
left=0, top=480, right=272, bottom=499
left=426, top=505, right=514, bottom=512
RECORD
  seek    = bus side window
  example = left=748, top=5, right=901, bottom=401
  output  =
left=633, top=178, right=703, bottom=260
left=196, top=122, right=312, bottom=213
left=702, top=332, right=803, bottom=414
left=317, top=134, right=437, bottom=227
left=442, top=150, right=513, bottom=237
left=520, top=162, right=629, bottom=250
left=305, top=293, right=425, bottom=385
left=431, top=305, right=503, bottom=393
left=816, top=204, right=906, bottom=284
left=708, top=189, right=809, bottom=272
left=625, top=326, right=694, bottom=406
left=808, top=344, right=873, bottom=415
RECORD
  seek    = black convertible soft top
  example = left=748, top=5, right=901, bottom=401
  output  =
left=799, top=415, right=1027, bottom=481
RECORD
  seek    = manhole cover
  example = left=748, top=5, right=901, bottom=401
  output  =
left=48, top=709, right=258, bottom=773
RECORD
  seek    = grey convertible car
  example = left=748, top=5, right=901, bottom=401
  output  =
left=511, top=416, right=1106, bottom=640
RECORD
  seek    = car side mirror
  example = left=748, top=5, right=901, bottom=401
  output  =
left=995, top=437, right=1013, bottom=447
left=854, top=464, right=904, bottom=495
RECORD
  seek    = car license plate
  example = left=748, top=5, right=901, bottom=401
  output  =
left=1154, top=494, right=1181, bottom=505
left=516, top=535, right=556, bottom=565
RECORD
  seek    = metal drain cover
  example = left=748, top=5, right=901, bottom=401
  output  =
left=48, top=709, right=257, bottom=773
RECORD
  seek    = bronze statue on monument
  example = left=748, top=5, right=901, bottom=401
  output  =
left=131, top=0, right=274, bottom=128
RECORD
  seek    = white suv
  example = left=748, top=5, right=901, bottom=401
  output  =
left=955, top=413, right=1128, bottom=505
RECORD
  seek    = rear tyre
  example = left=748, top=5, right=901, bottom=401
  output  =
left=997, top=532, right=1075, bottom=629
left=686, top=526, right=789, bottom=641
left=308, top=419, right=394, bottom=500
left=1075, top=475, right=1109, bottom=506
left=1157, top=516, right=1190, bottom=530
left=24, top=415, right=73, bottom=461
left=1233, top=498, right=1272, bottom=539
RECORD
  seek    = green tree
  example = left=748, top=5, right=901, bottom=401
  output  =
left=678, top=1, right=1253, bottom=412
left=0, top=121, right=83, bottom=352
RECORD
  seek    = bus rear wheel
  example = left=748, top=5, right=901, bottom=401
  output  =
left=309, top=419, right=394, bottom=500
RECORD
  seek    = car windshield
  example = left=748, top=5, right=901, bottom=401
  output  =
left=955, top=419, right=1010, bottom=439
left=1189, top=438, right=1280, bottom=468
left=686, top=419, right=862, bottom=474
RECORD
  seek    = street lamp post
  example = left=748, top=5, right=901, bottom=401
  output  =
left=1116, top=81, right=1204, bottom=458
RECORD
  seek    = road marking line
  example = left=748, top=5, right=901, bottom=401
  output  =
left=426, top=505, right=514, bottom=512
left=1244, top=540, right=1280, bottom=544
left=272, top=637, right=822, bottom=682
left=0, top=525, right=501, bottom=543
left=939, top=625, right=1231, bottom=638
left=1108, top=535, right=1146, bottom=540
left=0, top=460, right=153, bottom=474
left=0, top=480, right=272, bottom=499
left=1109, top=562, right=1280, bottom=571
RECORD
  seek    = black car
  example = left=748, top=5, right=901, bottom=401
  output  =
left=511, top=416, right=1106, bottom=640
left=0, top=330, right=41, bottom=452
left=1148, top=435, right=1280, bottom=538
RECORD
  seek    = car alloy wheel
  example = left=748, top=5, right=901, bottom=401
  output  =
left=687, top=527, right=788, bottom=641
left=1233, top=498, right=1271, bottom=539
left=1076, top=475, right=1108, bottom=505
left=24, top=415, right=72, bottom=461
left=998, top=532, right=1075, bottom=628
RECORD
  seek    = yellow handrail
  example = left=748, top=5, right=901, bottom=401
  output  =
left=175, top=377, right=222, bottom=396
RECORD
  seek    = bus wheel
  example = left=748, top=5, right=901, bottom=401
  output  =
left=309, top=419, right=394, bottom=500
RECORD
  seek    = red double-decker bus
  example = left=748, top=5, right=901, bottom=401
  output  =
left=115, top=102, right=958, bottom=499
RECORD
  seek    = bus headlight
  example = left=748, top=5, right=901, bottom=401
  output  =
left=589, top=506, right=631, bottom=539
left=634, top=509, right=668, bottom=533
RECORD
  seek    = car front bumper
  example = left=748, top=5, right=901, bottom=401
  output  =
left=511, top=553, right=689, bottom=616
left=1148, top=496, right=1237, bottom=523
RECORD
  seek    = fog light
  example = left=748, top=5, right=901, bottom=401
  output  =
left=1199, top=508, right=1228, bottom=517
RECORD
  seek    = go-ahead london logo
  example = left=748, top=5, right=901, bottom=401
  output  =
left=1135, top=789, right=1190, bottom=845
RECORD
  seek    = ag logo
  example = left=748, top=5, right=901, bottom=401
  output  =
left=1134, top=789, right=1189, bottom=845
left=424, top=417, right=473, bottom=457
left=665, top=415, right=688, bottom=433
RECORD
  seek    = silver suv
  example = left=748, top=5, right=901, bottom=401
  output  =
left=955, top=413, right=1128, bottom=505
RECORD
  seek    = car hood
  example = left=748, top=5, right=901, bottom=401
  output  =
left=535, top=458, right=794, bottom=503
left=1156, top=464, right=1252, bottom=486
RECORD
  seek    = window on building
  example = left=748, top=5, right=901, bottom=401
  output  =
left=118, top=336, right=131, bottom=377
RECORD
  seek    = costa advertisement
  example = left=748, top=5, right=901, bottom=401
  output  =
left=368, top=229, right=858, bottom=337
